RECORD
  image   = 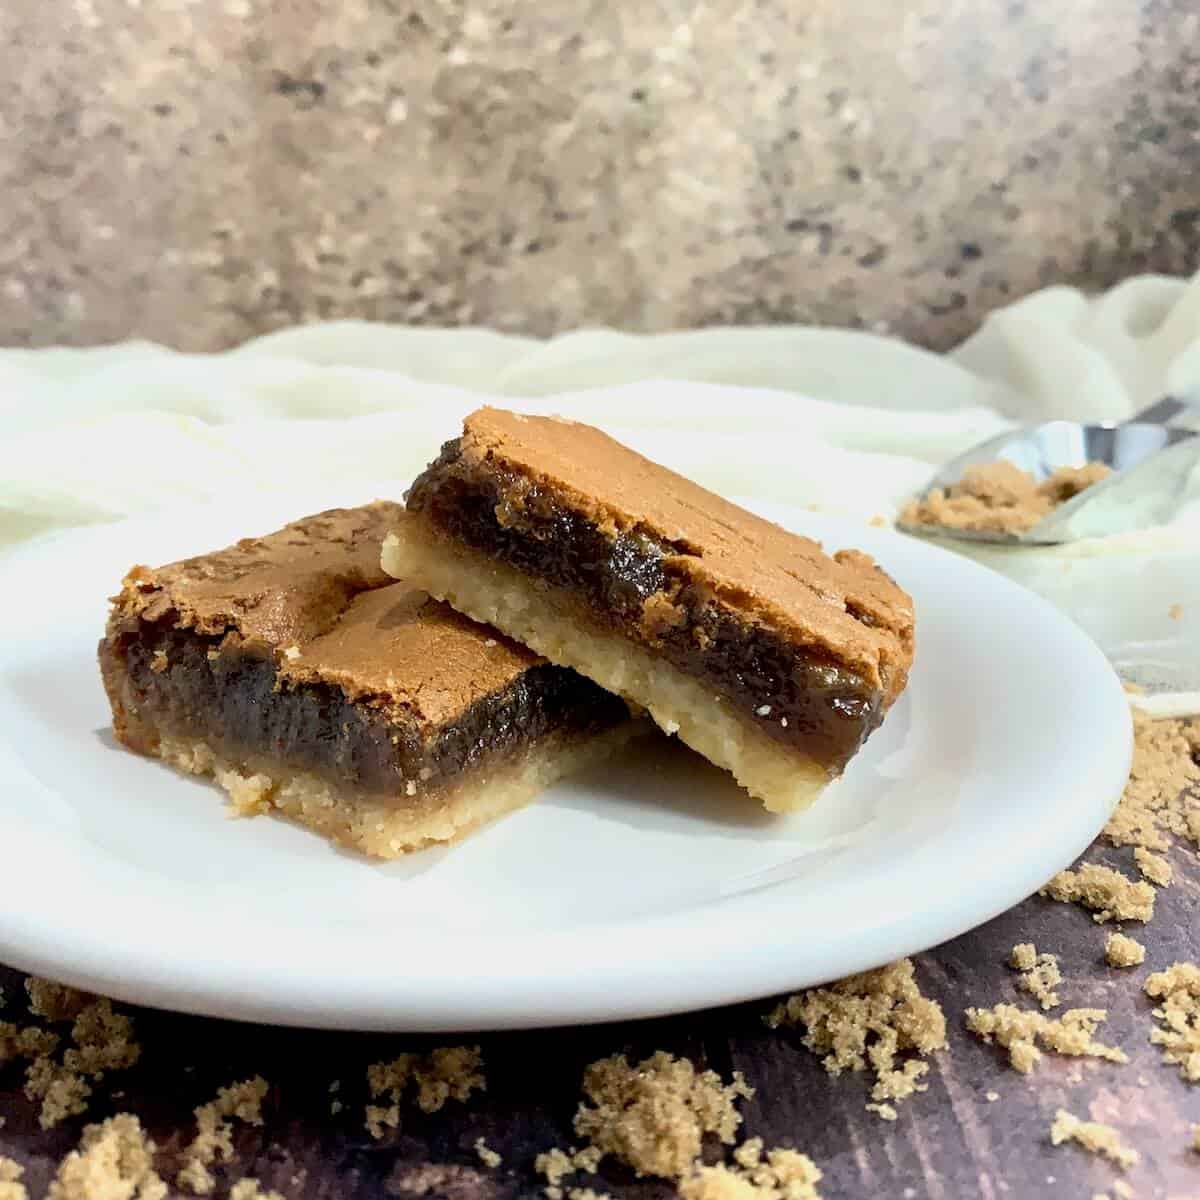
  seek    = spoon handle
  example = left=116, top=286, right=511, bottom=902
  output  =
left=1131, top=395, right=1192, bottom=426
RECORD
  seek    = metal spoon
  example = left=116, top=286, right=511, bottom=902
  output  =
left=897, top=397, right=1199, bottom=545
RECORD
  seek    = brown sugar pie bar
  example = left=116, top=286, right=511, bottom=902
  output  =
left=99, top=502, right=635, bottom=858
left=384, top=409, right=915, bottom=813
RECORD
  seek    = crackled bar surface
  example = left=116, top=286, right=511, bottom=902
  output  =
left=387, top=409, right=915, bottom=813
left=99, top=502, right=632, bottom=858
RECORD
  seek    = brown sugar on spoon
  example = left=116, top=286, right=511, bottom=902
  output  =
left=899, top=460, right=1111, bottom=535
left=387, top=408, right=914, bottom=814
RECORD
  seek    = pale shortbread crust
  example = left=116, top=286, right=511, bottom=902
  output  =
left=149, top=723, right=639, bottom=859
left=383, top=522, right=828, bottom=813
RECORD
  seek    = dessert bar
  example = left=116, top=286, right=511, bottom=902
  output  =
left=386, top=409, right=914, bottom=812
left=100, top=502, right=634, bottom=857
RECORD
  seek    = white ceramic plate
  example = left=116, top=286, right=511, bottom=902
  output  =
left=0, top=486, right=1131, bottom=1031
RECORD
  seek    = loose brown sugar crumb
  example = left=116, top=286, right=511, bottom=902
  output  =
left=572, top=1146, right=603, bottom=1174
left=898, top=460, right=1111, bottom=535
left=1169, top=603, right=1183, bottom=620
left=1133, top=846, right=1173, bottom=887
left=1103, top=711, right=1200, bottom=855
left=25, top=978, right=91, bottom=1023
left=1105, top=933, right=1146, bottom=969
left=1009, top=943, right=1061, bottom=1010
left=1111, top=1183, right=1133, bottom=1200
left=177, top=1076, right=269, bottom=1195
left=535, top=1147, right=576, bottom=1187
left=0, top=1157, right=27, bottom=1200
left=24, top=1057, right=92, bottom=1129
left=228, top=1182, right=285, bottom=1200
left=765, top=959, right=946, bottom=1118
left=64, top=999, right=140, bottom=1077
left=1192, top=1124, right=1200, bottom=1152
left=1040, top=864, right=1155, bottom=923
left=1143, top=962, right=1200, bottom=1082
left=47, top=1113, right=167, bottom=1200
left=679, top=1143, right=824, bottom=1200
left=1050, top=1109, right=1139, bottom=1169
left=474, top=1137, right=502, bottom=1169
left=365, top=1047, right=485, bottom=1139
left=964, top=1004, right=1126, bottom=1073
left=4, top=993, right=140, bottom=1130
left=572, top=1052, right=752, bottom=1179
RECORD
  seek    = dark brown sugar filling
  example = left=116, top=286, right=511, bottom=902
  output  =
left=407, top=440, right=885, bottom=773
left=100, top=621, right=629, bottom=798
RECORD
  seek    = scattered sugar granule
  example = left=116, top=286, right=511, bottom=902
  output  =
left=1143, top=962, right=1200, bottom=1082
left=765, top=959, right=946, bottom=1117
left=964, top=1004, right=1126, bottom=1073
left=985, top=1090, right=999, bottom=1102
left=572, top=1051, right=752, bottom=1179
left=679, top=1143, right=824, bottom=1200
left=565, top=1190, right=613, bottom=1200
left=1009, top=943, right=1061, bottom=1010
left=48, top=1113, right=167, bottom=1200
left=474, top=1138, right=501, bottom=1169
left=572, top=1146, right=603, bottom=1174
left=1112, top=1183, right=1134, bottom=1200
left=24, top=1057, right=92, bottom=1129
left=1105, top=933, right=1146, bottom=969
left=1133, top=846, right=1173, bottom=887
left=64, top=998, right=140, bottom=1077
left=0, top=1157, right=27, bottom=1200
left=1040, top=864, right=1155, bottom=923
left=25, top=979, right=91, bottom=1023
left=177, top=1076, right=269, bottom=1195
left=1103, top=711, right=1200, bottom=853
left=1050, top=1109, right=1139, bottom=1169
left=365, top=1046, right=484, bottom=1139
left=3, top=992, right=140, bottom=1130
left=228, top=1182, right=285, bottom=1200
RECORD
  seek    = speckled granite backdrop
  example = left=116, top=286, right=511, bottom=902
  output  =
left=1, top=0, right=1198, bottom=351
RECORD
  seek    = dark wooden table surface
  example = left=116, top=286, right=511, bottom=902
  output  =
left=2, top=821, right=1197, bottom=1200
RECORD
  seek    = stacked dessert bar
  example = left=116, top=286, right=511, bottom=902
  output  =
left=101, top=411, right=914, bottom=858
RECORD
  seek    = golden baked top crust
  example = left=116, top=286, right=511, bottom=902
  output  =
left=107, top=502, right=542, bottom=727
left=457, top=408, right=914, bottom=694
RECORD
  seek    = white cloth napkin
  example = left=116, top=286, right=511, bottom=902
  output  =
left=2, top=274, right=1197, bottom=711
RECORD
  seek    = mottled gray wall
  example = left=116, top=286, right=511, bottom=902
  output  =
left=1, top=0, right=1197, bottom=351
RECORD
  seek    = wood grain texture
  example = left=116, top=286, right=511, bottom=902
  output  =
left=2, top=819, right=1197, bottom=1199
